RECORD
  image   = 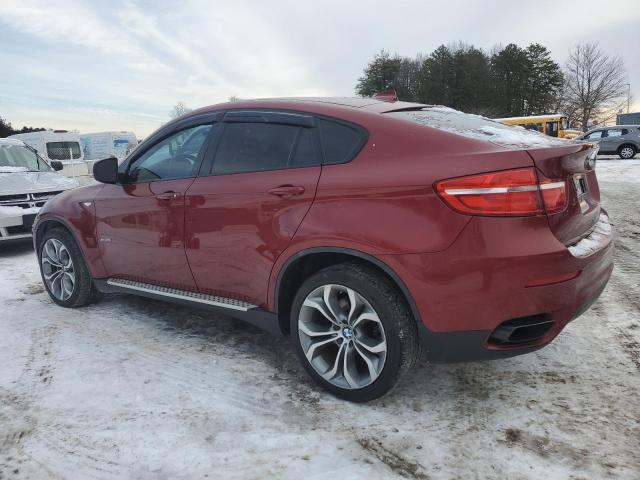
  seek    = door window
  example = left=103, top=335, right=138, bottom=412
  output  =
left=547, top=121, right=559, bottom=137
left=211, top=123, right=320, bottom=175
left=127, top=124, right=212, bottom=183
left=606, top=129, right=624, bottom=137
left=585, top=130, right=604, bottom=140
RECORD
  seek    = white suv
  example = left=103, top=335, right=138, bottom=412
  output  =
left=0, top=138, right=78, bottom=241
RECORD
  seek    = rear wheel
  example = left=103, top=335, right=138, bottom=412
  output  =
left=290, top=262, right=418, bottom=402
left=618, top=145, right=636, bottom=159
left=38, top=227, right=97, bottom=308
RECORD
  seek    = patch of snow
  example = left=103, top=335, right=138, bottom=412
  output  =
left=0, top=138, right=25, bottom=146
left=568, top=213, right=614, bottom=258
left=0, top=166, right=29, bottom=173
left=390, top=106, right=572, bottom=149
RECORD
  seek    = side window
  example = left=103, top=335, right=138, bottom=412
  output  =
left=47, top=142, right=81, bottom=160
left=586, top=130, right=604, bottom=140
left=127, top=124, right=212, bottom=183
left=318, top=118, right=365, bottom=164
left=607, top=129, right=624, bottom=137
left=211, top=123, right=319, bottom=175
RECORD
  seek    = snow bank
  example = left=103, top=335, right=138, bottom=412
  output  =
left=568, top=213, right=613, bottom=258
left=391, top=106, right=572, bottom=149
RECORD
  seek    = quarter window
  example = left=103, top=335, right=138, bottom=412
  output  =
left=127, top=124, right=212, bottom=183
left=318, top=118, right=365, bottom=164
left=211, top=123, right=320, bottom=175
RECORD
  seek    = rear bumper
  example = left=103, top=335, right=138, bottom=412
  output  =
left=379, top=211, right=615, bottom=362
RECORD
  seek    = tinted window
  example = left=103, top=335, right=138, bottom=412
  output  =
left=47, top=142, right=81, bottom=160
left=212, top=123, right=319, bottom=175
left=128, top=124, right=212, bottom=183
left=318, top=118, right=365, bottom=164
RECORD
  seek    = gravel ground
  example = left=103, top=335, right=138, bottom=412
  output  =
left=1, top=159, right=639, bottom=480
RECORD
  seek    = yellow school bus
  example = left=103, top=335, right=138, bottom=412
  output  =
left=495, top=114, right=581, bottom=139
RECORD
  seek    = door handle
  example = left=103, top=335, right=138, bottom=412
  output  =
left=268, top=185, right=305, bottom=197
left=155, top=191, right=180, bottom=201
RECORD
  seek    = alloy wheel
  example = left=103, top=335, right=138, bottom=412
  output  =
left=41, top=238, right=75, bottom=301
left=298, top=284, right=387, bottom=390
left=620, top=147, right=635, bottom=159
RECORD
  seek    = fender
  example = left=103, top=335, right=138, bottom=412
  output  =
left=33, top=211, right=107, bottom=278
left=270, top=245, right=422, bottom=327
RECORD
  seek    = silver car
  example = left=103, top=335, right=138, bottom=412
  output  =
left=0, top=138, right=78, bottom=241
left=578, top=125, right=640, bottom=159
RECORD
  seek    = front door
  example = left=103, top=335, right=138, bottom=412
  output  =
left=95, top=123, right=214, bottom=290
left=184, top=111, right=322, bottom=306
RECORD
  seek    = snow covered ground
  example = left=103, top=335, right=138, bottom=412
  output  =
left=1, top=159, right=639, bottom=479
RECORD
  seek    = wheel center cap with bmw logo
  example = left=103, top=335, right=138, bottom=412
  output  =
left=342, top=327, right=354, bottom=339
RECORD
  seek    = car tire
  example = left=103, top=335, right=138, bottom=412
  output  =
left=290, top=262, right=418, bottom=402
left=38, top=226, right=98, bottom=308
left=618, top=144, right=637, bottom=159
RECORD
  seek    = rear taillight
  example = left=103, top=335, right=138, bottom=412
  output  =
left=435, top=168, right=566, bottom=216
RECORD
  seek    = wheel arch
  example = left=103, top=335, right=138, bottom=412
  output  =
left=274, top=247, right=422, bottom=335
left=618, top=143, right=637, bottom=156
left=34, top=217, right=97, bottom=277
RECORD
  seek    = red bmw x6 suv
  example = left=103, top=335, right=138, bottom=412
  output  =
left=33, top=98, right=614, bottom=401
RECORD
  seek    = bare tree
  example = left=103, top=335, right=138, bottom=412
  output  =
left=168, top=102, right=193, bottom=119
left=564, top=43, right=627, bottom=131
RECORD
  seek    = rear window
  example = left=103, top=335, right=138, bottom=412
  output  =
left=47, top=141, right=81, bottom=160
left=318, top=118, right=366, bottom=164
left=387, top=107, right=568, bottom=148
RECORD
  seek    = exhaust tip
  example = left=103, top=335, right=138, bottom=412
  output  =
left=488, top=314, right=554, bottom=346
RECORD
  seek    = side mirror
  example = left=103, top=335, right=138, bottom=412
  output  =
left=50, top=160, right=63, bottom=171
left=93, top=157, right=119, bottom=184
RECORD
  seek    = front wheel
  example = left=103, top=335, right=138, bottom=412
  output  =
left=38, top=227, right=97, bottom=308
left=290, top=262, right=418, bottom=402
left=619, top=145, right=637, bottom=159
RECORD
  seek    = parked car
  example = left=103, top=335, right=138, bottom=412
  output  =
left=80, top=131, right=138, bottom=162
left=0, top=138, right=78, bottom=241
left=32, top=98, right=614, bottom=401
left=577, top=125, right=640, bottom=159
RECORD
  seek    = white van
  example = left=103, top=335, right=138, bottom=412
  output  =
left=80, top=131, right=138, bottom=162
left=9, top=130, right=86, bottom=178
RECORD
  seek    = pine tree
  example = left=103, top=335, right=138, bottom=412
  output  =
left=524, top=44, right=563, bottom=115
left=490, top=44, right=531, bottom=117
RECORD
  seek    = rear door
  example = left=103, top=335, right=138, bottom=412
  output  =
left=600, top=128, right=625, bottom=152
left=184, top=111, right=322, bottom=306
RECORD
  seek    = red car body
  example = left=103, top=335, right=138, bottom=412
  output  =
left=33, top=98, right=614, bottom=361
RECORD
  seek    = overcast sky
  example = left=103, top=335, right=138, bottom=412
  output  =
left=1, top=0, right=638, bottom=138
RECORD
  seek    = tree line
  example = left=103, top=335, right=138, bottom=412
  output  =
left=356, top=42, right=628, bottom=130
left=0, top=116, right=46, bottom=138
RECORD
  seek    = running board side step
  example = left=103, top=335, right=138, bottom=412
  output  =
left=95, top=278, right=282, bottom=335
